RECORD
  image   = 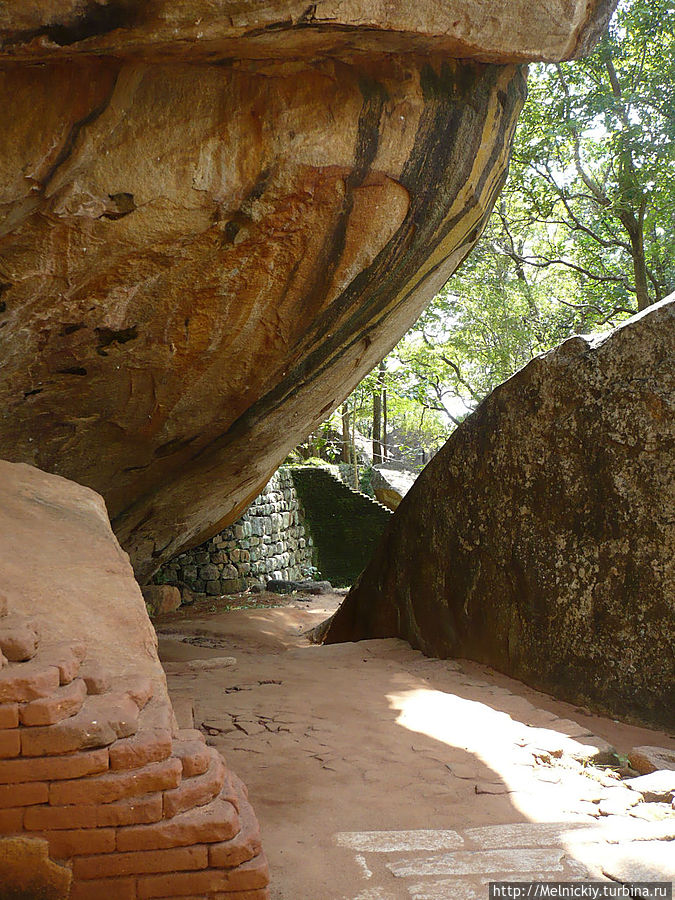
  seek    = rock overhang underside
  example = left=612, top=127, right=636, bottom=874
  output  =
left=0, top=0, right=617, bottom=581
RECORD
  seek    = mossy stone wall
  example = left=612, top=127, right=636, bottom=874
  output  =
left=289, top=466, right=392, bottom=587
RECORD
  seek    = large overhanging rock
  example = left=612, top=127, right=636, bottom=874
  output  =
left=324, top=298, right=675, bottom=729
left=1, top=1, right=616, bottom=64
left=0, top=2, right=616, bottom=581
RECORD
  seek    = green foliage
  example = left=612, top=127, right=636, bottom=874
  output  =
left=381, top=0, right=675, bottom=438
left=358, top=465, right=376, bottom=497
left=294, top=457, right=336, bottom=471
left=505, top=0, right=675, bottom=312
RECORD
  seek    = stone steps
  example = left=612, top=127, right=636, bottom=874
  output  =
left=163, top=748, right=227, bottom=819
left=0, top=658, right=62, bottom=703
left=79, top=660, right=112, bottom=695
left=20, top=691, right=141, bottom=757
left=109, top=698, right=174, bottom=772
left=116, top=788, right=240, bottom=851
left=49, top=756, right=183, bottom=806
left=172, top=735, right=211, bottom=779
left=38, top=771, right=268, bottom=899
left=0, top=747, right=111, bottom=785
left=36, top=641, right=87, bottom=686
left=0, top=639, right=87, bottom=703
left=19, top=677, right=87, bottom=727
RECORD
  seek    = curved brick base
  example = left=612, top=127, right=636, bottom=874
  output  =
left=0, top=461, right=270, bottom=899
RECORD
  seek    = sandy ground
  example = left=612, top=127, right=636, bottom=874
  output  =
left=156, top=593, right=675, bottom=900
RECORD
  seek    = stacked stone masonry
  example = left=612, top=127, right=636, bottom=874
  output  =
left=289, top=466, right=392, bottom=588
left=156, top=469, right=314, bottom=595
left=156, top=466, right=393, bottom=593
left=0, top=601, right=269, bottom=898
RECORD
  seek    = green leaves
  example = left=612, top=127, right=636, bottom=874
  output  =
left=507, top=0, right=674, bottom=312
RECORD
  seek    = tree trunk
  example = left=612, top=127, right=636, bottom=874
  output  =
left=341, top=404, right=351, bottom=463
left=383, top=384, right=388, bottom=460
left=628, top=223, right=651, bottom=311
left=372, top=389, right=382, bottom=466
left=373, top=361, right=386, bottom=464
left=352, top=411, right=359, bottom=491
left=618, top=209, right=651, bottom=312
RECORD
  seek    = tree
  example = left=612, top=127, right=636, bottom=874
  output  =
left=501, top=0, right=675, bottom=313
left=372, top=361, right=386, bottom=464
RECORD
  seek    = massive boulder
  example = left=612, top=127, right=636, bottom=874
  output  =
left=0, top=2, right=617, bottom=65
left=0, top=2, right=615, bottom=581
left=325, top=298, right=675, bottom=730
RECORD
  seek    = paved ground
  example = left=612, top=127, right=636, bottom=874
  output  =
left=156, top=594, right=675, bottom=900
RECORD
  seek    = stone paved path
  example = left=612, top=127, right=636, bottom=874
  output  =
left=157, top=598, right=675, bottom=900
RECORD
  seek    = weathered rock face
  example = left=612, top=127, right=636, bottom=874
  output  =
left=0, top=55, right=525, bottom=582
left=0, top=460, right=269, bottom=897
left=371, top=462, right=417, bottom=510
left=325, top=299, right=675, bottom=730
left=0, top=1, right=617, bottom=65
left=0, top=2, right=615, bottom=581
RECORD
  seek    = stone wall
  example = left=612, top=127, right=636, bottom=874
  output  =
left=156, top=465, right=393, bottom=593
left=155, top=469, right=314, bottom=595
left=0, top=460, right=269, bottom=899
left=289, top=466, right=392, bottom=588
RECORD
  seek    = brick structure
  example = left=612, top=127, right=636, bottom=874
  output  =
left=0, top=461, right=270, bottom=898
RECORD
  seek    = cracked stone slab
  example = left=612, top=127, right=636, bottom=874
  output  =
left=597, top=841, right=675, bottom=882
left=387, top=848, right=568, bottom=878
left=407, top=871, right=600, bottom=900
left=625, top=771, right=675, bottom=803
left=463, top=819, right=675, bottom=850
left=335, top=830, right=464, bottom=853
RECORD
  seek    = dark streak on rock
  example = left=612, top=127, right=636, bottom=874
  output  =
left=262, top=63, right=522, bottom=410
left=154, top=436, right=198, bottom=459
left=294, top=69, right=388, bottom=333
left=61, top=322, right=86, bottom=336
left=3, top=1, right=141, bottom=48
left=116, top=62, right=526, bottom=556
left=35, top=71, right=120, bottom=205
